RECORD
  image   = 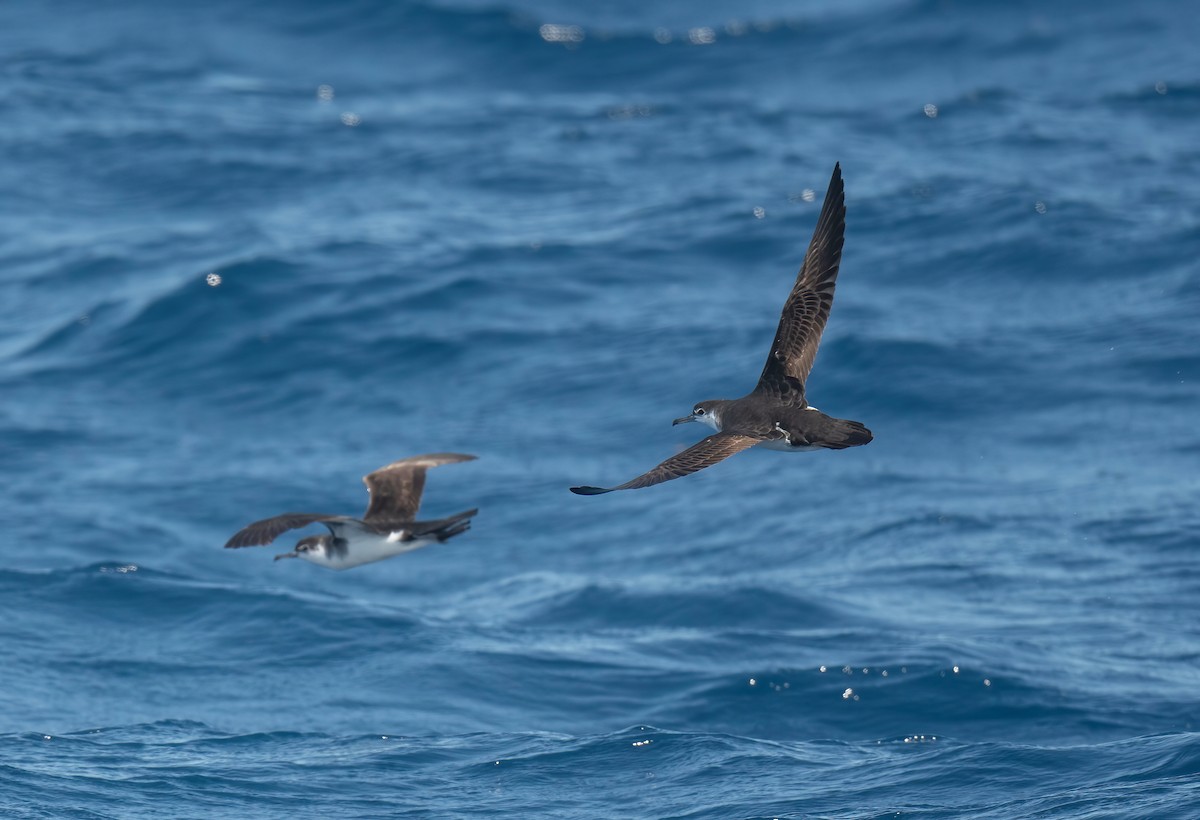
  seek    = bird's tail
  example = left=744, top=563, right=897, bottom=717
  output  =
left=410, top=509, right=478, bottom=542
left=822, top=419, right=873, bottom=449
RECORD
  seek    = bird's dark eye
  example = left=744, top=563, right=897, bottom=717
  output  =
left=695, top=407, right=705, bottom=415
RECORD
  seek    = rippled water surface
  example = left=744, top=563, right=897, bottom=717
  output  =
left=2, top=0, right=1199, bottom=816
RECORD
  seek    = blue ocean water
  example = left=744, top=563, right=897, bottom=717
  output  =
left=2, top=0, right=1199, bottom=815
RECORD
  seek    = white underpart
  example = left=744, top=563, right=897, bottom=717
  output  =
left=300, top=531, right=436, bottom=571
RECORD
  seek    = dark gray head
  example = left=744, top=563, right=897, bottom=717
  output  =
left=673, top=400, right=727, bottom=431
left=275, top=534, right=329, bottom=562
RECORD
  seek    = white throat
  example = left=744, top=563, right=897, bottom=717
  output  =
left=697, top=410, right=722, bottom=432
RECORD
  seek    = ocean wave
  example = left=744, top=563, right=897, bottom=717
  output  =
left=4, top=722, right=1197, bottom=817
left=4, top=0, right=1199, bottom=815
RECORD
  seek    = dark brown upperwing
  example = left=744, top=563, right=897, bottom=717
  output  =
left=362, top=453, right=477, bottom=522
left=224, top=513, right=348, bottom=548
left=754, top=163, right=846, bottom=405
left=570, top=433, right=762, bottom=494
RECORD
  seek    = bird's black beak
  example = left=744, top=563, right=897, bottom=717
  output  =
left=673, top=415, right=696, bottom=426
left=274, top=551, right=298, bottom=561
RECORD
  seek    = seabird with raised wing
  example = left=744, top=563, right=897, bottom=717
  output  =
left=571, top=163, right=870, bottom=495
left=226, top=453, right=478, bottom=569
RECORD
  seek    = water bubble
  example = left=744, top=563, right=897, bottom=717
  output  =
left=341, top=112, right=361, bottom=127
left=819, top=665, right=827, bottom=673
left=749, top=678, right=757, bottom=685
left=923, top=103, right=939, bottom=118
left=953, top=665, right=960, bottom=674
left=653, top=27, right=672, bottom=44
left=753, top=206, right=766, bottom=219
left=984, top=679, right=992, bottom=686
left=206, top=273, right=222, bottom=287
left=540, top=23, right=584, bottom=43
left=1155, top=81, right=1168, bottom=95
left=842, top=688, right=853, bottom=699
left=316, top=84, right=334, bottom=101
left=1034, top=201, right=1047, bottom=214
left=688, top=27, right=716, bottom=45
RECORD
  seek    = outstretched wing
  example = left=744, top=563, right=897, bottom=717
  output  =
left=224, top=513, right=351, bottom=548
left=754, top=163, right=846, bottom=406
left=570, top=434, right=762, bottom=495
left=362, top=453, right=477, bottom=522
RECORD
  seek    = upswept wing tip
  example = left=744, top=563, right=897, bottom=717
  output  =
left=572, top=433, right=761, bottom=495
left=753, top=160, right=847, bottom=397
left=569, top=485, right=614, bottom=496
